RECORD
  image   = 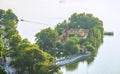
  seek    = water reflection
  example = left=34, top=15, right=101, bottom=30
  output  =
left=64, top=51, right=97, bottom=71
left=65, top=62, right=79, bottom=71
left=61, top=30, right=120, bottom=74
left=64, top=38, right=103, bottom=71
left=86, top=51, right=98, bottom=65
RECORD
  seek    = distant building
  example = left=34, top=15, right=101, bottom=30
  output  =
left=60, top=27, right=89, bottom=42
left=69, top=28, right=89, bottom=39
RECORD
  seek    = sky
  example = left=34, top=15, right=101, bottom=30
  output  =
left=0, top=0, right=120, bottom=43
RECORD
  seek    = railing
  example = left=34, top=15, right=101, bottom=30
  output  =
left=55, top=53, right=90, bottom=66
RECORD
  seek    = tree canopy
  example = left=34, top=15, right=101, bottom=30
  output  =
left=9, top=34, right=22, bottom=50
left=0, top=9, right=18, bottom=39
left=0, top=9, right=61, bottom=74
left=35, top=27, right=58, bottom=51
left=10, top=39, right=60, bottom=74
left=35, top=13, right=104, bottom=58
left=0, top=38, right=3, bottom=57
left=55, top=13, right=103, bottom=53
left=64, top=36, right=80, bottom=55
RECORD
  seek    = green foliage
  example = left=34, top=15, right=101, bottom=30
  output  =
left=78, top=38, right=87, bottom=45
left=0, top=38, right=3, bottom=49
left=0, top=27, right=5, bottom=36
left=56, top=41, right=64, bottom=49
left=0, top=9, right=5, bottom=19
left=55, top=13, right=103, bottom=39
left=87, top=28, right=103, bottom=49
left=10, top=40, right=60, bottom=74
left=64, top=36, right=80, bottom=55
left=68, top=13, right=103, bottom=29
left=69, top=33, right=76, bottom=37
left=0, top=67, right=7, bottom=74
left=86, top=45, right=95, bottom=51
left=65, top=62, right=79, bottom=71
left=0, top=9, right=18, bottom=25
left=0, top=9, right=18, bottom=39
left=55, top=12, right=103, bottom=56
left=55, top=20, right=67, bottom=35
left=0, top=38, right=3, bottom=57
left=35, top=63, right=60, bottom=74
left=35, top=27, right=58, bottom=52
left=10, top=39, right=31, bottom=58
left=0, top=9, right=19, bottom=57
left=9, top=34, right=22, bottom=50
left=0, top=9, right=61, bottom=74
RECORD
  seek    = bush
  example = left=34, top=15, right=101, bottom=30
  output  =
left=86, top=45, right=95, bottom=51
left=0, top=67, right=7, bottom=74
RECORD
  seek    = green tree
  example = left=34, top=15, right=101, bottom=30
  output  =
left=0, top=9, right=19, bottom=57
left=55, top=20, right=67, bottom=35
left=86, top=45, right=95, bottom=51
left=10, top=40, right=60, bottom=74
left=55, top=12, right=103, bottom=52
left=64, top=36, right=80, bottom=55
left=87, top=28, right=103, bottom=49
left=9, top=34, right=22, bottom=50
left=68, top=13, right=103, bottom=29
left=53, top=13, right=104, bottom=66
left=35, top=27, right=58, bottom=52
left=65, top=62, right=79, bottom=71
left=55, top=13, right=103, bottom=34
left=0, top=9, right=18, bottom=40
left=10, top=38, right=31, bottom=58
left=0, top=9, right=5, bottom=19
left=0, top=38, right=3, bottom=57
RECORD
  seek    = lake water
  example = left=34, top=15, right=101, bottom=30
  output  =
left=61, top=25, right=120, bottom=74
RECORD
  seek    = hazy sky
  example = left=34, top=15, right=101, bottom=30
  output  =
left=0, top=0, right=120, bottom=42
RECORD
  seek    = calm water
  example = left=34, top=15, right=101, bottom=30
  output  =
left=61, top=25, right=120, bottom=74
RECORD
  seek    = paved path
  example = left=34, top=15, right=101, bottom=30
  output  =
left=56, top=53, right=90, bottom=66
